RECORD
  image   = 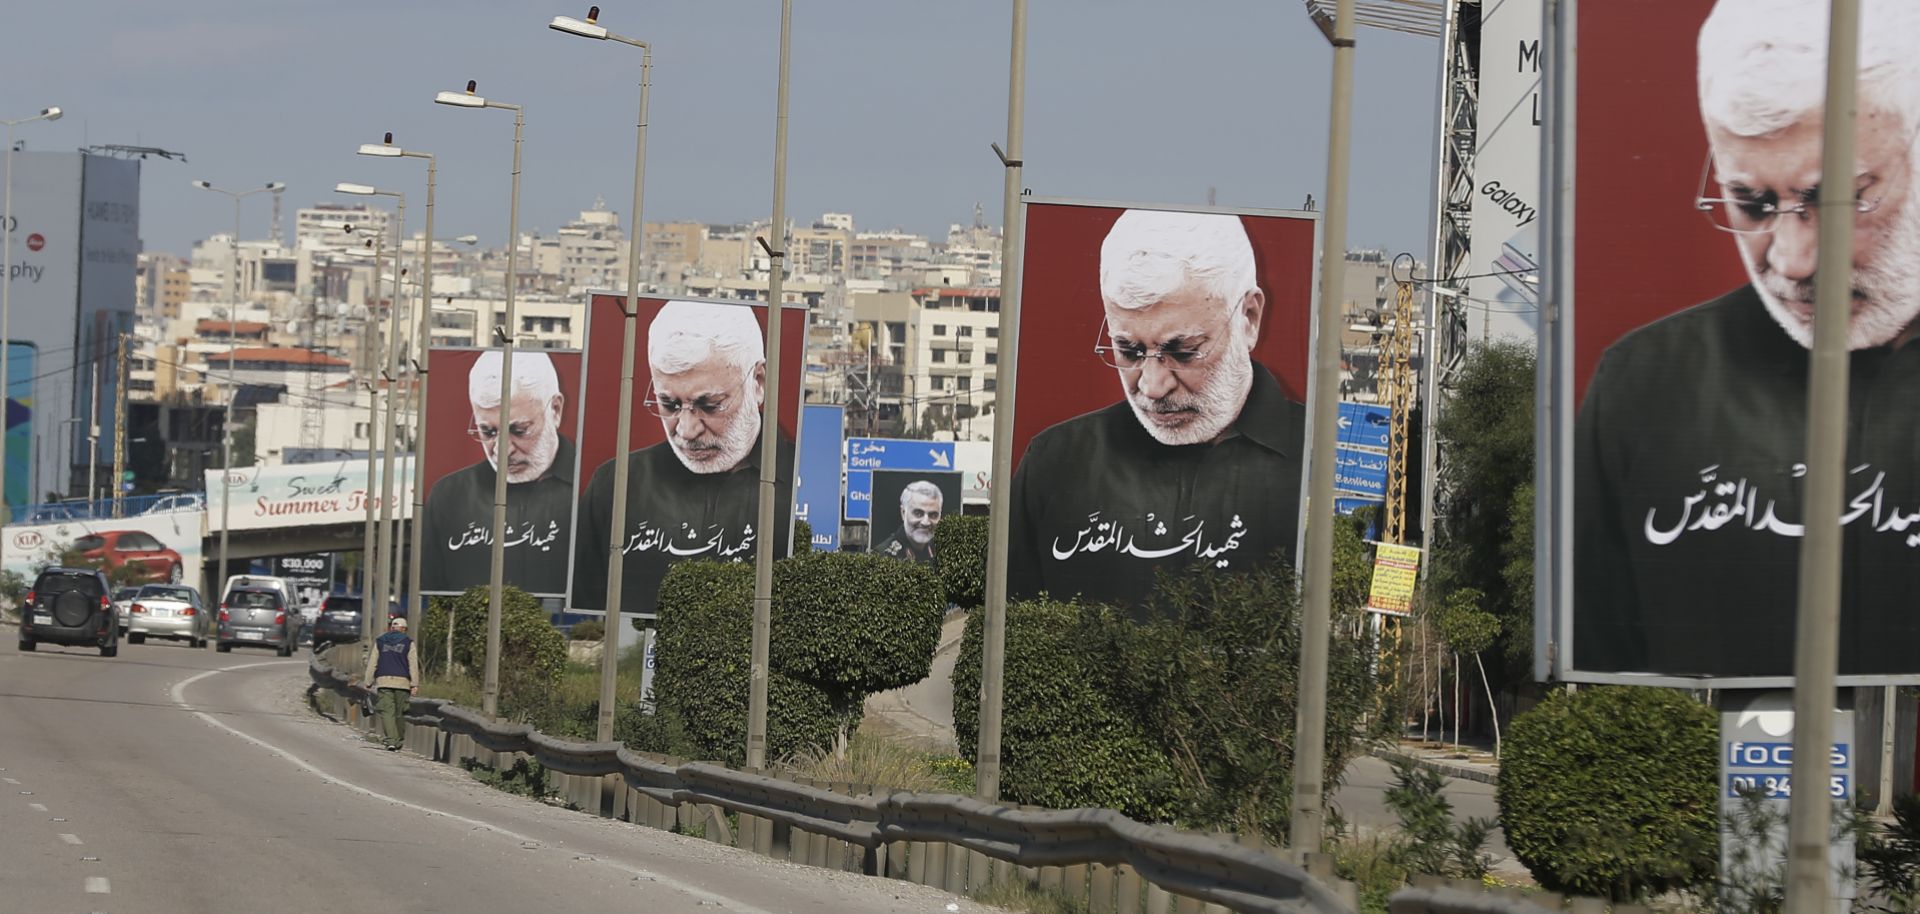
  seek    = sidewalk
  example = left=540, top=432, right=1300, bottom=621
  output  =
left=1372, top=735, right=1502, bottom=786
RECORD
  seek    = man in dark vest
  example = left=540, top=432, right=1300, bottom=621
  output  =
left=362, top=616, right=420, bottom=751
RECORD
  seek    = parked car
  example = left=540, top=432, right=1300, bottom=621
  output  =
left=75, top=531, right=185, bottom=584
left=17, top=567, right=118, bottom=657
left=309, top=595, right=405, bottom=650
left=126, top=584, right=209, bottom=647
left=20, top=503, right=85, bottom=524
left=216, top=585, right=298, bottom=656
left=141, top=493, right=205, bottom=515
left=110, top=586, right=142, bottom=634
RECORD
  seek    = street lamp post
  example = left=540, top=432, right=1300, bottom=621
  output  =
left=435, top=81, right=525, bottom=718
left=337, top=182, right=405, bottom=642
left=549, top=4, right=653, bottom=743
left=355, top=134, right=438, bottom=633
left=341, top=224, right=386, bottom=642
left=745, top=0, right=794, bottom=772
left=1, top=105, right=61, bottom=540
left=191, top=178, right=285, bottom=610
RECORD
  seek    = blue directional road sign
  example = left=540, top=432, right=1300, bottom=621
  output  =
left=1333, top=446, right=1389, bottom=498
left=846, top=437, right=956, bottom=521
left=793, top=405, right=845, bottom=551
left=1336, top=401, right=1392, bottom=451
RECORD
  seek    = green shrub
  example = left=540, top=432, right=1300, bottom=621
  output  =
left=568, top=618, right=605, bottom=642
left=792, top=518, right=814, bottom=554
left=953, top=599, right=1182, bottom=822
left=1497, top=686, right=1717, bottom=900
left=645, top=561, right=840, bottom=766
left=419, top=585, right=565, bottom=692
left=773, top=551, right=944, bottom=698
left=933, top=514, right=989, bottom=608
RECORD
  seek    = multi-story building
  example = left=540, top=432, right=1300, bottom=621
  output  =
left=905, top=286, right=999, bottom=440
left=528, top=201, right=628, bottom=294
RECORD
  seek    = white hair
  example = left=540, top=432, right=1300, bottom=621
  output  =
left=1099, top=209, right=1258, bottom=314
left=1698, top=0, right=1920, bottom=138
left=468, top=350, right=561, bottom=408
left=900, top=480, right=943, bottom=509
left=648, top=300, right=764, bottom=379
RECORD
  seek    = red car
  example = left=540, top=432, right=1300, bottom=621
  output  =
left=74, top=531, right=185, bottom=584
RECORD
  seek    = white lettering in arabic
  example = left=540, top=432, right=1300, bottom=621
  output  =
left=1049, top=511, right=1249, bottom=566
left=446, top=519, right=563, bottom=552
left=1644, top=463, right=1920, bottom=548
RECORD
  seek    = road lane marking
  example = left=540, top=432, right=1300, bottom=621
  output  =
left=2, top=777, right=18, bottom=784
left=60, top=834, right=82, bottom=845
left=28, top=803, right=45, bottom=811
left=84, top=877, right=110, bottom=894
left=171, top=663, right=773, bottom=914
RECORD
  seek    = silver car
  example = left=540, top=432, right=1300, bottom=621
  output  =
left=216, top=587, right=298, bottom=656
left=111, top=586, right=141, bottom=634
left=126, top=584, right=209, bottom=648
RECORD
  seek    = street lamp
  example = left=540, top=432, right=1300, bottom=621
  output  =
left=191, top=178, right=284, bottom=612
left=1, top=105, right=61, bottom=541
left=336, top=224, right=387, bottom=627
left=358, top=132, right=438, bottom=635
left=435, top=79, right=525, bottom=718
left=548, top=4, right=652, bottom=742
left=335, top=181, right=406, bottom=648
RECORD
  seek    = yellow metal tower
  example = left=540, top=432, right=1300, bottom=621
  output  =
left=1378, top=278, right=1417, bottom=545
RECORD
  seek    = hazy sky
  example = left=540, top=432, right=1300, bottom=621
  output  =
left=2, top=1, right=1442, bottom=260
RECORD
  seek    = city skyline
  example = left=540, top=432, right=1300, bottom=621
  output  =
left=4, top=0, right=1441, bottom=263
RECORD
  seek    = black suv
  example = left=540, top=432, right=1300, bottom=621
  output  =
left=309, top=595, right=404, bottom=649
left=18, top=567, right=119, bottom=657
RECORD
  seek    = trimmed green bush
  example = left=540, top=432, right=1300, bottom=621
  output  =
left=419, top=584, right=565, bottom=690
left=953, top=599, right=1182, bottom=821
left=773, top=550, right=944, bottom=698
left=568, top=618, right=605, bottom=642
left=1497, top=686, right=1718, bottom=900
left=933, top=514, right=989, bottom=608
left=791, top=518, right=814, bottom=554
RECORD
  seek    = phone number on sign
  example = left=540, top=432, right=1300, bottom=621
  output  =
left=1726, top=773, right=1848, bottom=800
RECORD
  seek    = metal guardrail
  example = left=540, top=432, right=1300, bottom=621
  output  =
left=309, top=651, right=1571, bottom=914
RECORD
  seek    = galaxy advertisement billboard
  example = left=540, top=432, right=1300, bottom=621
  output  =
left=566, top=295, right=808, bottom=618
left=1006, top=199, right=1319, bottom=616
left=1544, top=0, right=1920, bottom=683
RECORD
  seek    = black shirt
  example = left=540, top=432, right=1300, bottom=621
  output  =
left=1008, top=361, right=1306, bottom=615
left=420, top=437, right=578, bottom=596
left=875, top=529, right=935, bottom=565
left=1575, top=284, right=1920, bottom=677
left=571, top=437, right=795, bottom=615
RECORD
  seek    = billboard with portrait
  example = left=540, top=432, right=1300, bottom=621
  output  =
left=868, top=469, right=961, bottom=566
left=567, top=294, right=809, bottom=618
left=418, top=348, right=584, bottom=599
left=1543, top=0, right=1920, bottom=683
left=1007, top=199, right=1319, bottom=615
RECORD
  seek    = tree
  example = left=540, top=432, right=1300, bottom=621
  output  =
left=1431, top=341, right=1535, bottom=682
left=1432, top=587, right=1502, bottom=757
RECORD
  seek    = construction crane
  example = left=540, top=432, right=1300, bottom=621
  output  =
left=1379, top=272, right=1418, bottom=545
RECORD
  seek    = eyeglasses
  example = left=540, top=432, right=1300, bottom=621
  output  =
left=1694, top=151, right=1889, bottom=235
left=644, top=381, right=741, bottom=422
left=466, top=420, right=537, bottom=444
left=1091, top=316, right=1227, bottom=373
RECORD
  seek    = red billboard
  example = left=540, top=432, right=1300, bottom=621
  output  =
left=567, top=295, right=809, bottom=617
left=1554, top=0, right=1920, bottom=681
left=1005, top=199, right=1319, bottom=614
left=419, top=348, right=585, bottom=599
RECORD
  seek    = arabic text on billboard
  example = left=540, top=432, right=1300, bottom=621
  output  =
left=1367, top=543, right=1421, bottom=616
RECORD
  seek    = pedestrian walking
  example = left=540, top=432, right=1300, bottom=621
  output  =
left=363, top=616, right=420, bottom=751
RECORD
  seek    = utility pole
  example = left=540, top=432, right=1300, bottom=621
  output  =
left=113, top=332, right=128, bottom=518
left=87, top=356, right=100, bottom=511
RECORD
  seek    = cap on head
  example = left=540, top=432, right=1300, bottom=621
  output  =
left=391, top=617, right=408, bottom=629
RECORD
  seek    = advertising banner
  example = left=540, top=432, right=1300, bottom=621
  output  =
left=1466, top=0, right=1544, bottom=343
left=845, top=437, right=956, bottom=521
left=868, top=469, right=961, bottom=566
left=1007, top=199, right=1318, bottom=613
left=793, top=404, right=844, bottom=551
left=1367, top=543, right=1421, bottom=616
left=418, top=348, right=584, bottom=599
left=2, top=509, right=203, bottom=588
left=205, top=457, right=412, bottom=533
left=567, top=295, right=808, bottom=617
left=1545, top=0, right=1920, bottom=683
left=6, top=342, right=35, bottom=511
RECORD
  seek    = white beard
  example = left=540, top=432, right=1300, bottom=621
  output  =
left=1748, top=196, right=1920, bottom=351
left=1124, top=326, right=1255, bottom=446
left=488, top=421, right=560, bottom=484
left=904, top=522, right=935, bottom=546
left=670, top=406, right=761, bottom=475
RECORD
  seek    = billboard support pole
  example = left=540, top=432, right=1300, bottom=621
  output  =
left=597, top=37, right=651, bottom=745
left=975, top=0, right=1028, bottom=803
left=1783, top=0, right=1859, bottom=909
left=745, top=0, right=793, bottom=771
left=406, top=154, right=435, bottom=635
left=359, top=234, right=385, bottom=651
left=1292, top=0, right=1357, bottom=855
left=480, top=101, right=525, bottom=720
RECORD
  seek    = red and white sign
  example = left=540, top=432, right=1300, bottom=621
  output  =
left=25, top=233, right=44, bottom=252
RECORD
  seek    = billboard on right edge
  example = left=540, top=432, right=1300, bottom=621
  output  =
left=1547, top=0, right=1920, bottom=682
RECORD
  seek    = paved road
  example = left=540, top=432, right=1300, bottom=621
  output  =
left=0, top=632, right=1003, bottom=914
